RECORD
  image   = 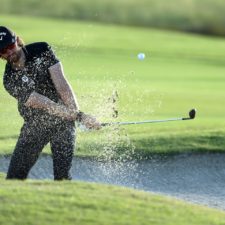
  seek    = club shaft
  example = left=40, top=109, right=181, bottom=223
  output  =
left=102, top=117, right=191, bottom=126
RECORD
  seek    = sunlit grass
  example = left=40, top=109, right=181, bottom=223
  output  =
left=0, top=175, right=225, bottom=225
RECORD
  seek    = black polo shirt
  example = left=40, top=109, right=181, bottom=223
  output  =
left=3, top=42, right=61, bottom=121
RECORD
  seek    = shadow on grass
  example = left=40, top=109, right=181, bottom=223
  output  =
left=133, top=132, right=225, bottom=159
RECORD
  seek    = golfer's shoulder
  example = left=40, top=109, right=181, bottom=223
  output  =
left=25, top=42, right=54, bottom=56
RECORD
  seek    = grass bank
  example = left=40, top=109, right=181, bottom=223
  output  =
left=0, top=173, right=225, bottom=225
left=0, top=14, right=225, bottom=157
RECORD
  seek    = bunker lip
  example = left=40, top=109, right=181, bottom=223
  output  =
left=0, top=153, right=225, bottom=211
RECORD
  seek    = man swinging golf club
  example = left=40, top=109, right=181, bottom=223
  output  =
left=0, top=26, right=101, bottom=180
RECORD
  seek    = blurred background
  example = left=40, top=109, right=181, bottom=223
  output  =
left=1, top=0, right=225, bottom=36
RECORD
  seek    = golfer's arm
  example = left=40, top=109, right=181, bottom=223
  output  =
left=24, top=91, right=76, bottom=120
left=48, top=62, right=79, bottom=111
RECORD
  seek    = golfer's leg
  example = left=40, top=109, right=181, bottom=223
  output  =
left=50, top=122, right=75, bottom=180
left=6, top=122, right=49, bottom=179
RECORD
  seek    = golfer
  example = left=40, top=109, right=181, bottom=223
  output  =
left=0, top=26, right=101, bottom=180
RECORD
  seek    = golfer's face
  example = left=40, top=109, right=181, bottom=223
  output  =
left=0, top=40, right=21, bottom=63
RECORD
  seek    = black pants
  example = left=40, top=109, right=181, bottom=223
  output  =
left=6, top=117, right=75, bottom=180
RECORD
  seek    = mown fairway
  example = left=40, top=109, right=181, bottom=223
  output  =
left=0, top=14, right=225, bottom=156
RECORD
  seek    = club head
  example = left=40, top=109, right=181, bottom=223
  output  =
left=189, top=109, right=196, bottom=119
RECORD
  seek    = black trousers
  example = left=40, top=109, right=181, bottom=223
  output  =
left=6, top=117, right=75, bottom=180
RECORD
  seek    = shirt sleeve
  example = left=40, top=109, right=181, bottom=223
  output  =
left=3, top=70, right=35, bottom=104
left=41, top=43, right=60, bottom=68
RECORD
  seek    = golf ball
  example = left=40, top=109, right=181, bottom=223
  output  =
left=137, top=53, right=145, bottom=60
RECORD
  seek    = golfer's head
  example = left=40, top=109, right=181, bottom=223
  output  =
left=0, top=26, right=17, bottom=56
left=0, top=26, right=25, bottom=62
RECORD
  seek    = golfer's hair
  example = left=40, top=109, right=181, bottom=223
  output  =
left=17, top=36, right=25, bottom=47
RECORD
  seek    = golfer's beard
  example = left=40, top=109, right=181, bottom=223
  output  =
left=8, top=50, right=22, bottom=64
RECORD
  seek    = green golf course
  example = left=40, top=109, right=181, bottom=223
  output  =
left=0, top=14, right=225, bottom=225
left=0, top=14, right=225, bottom=157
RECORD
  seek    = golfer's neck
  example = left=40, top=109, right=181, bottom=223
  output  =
left=12, top=49, right=26, bottom=70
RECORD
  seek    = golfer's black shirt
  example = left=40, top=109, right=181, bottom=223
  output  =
left=3, top=42, right=61, bottom=121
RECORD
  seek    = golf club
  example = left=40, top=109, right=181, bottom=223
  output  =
left=101, top=108, right=197, bottom=126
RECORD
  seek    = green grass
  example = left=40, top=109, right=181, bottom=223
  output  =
left=0, top=174, right=225, bottom=225
left=1, top=0, right=225, bottom=36
left=1, top=15, right=225, bottom=225
left=0, top=14, right=225, bottom=157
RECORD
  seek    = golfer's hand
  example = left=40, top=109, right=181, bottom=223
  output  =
left=79, top=113, right=101, bottom=130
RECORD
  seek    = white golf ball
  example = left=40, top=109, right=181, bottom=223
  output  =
left=137, top=53, right=145, bottom=60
